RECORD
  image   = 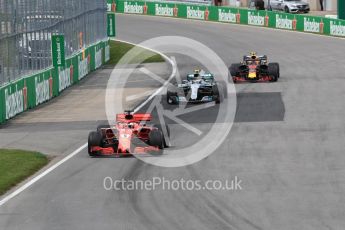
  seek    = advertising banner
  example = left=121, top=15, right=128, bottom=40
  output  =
left=218, top=8, right=241, bottom=24
left=2, top=79, right=26, bottom=120
left=329, top=19, right=345, bottom=37
left=300, top=15, right=325, bottom=34
left=107, top=13, right=116, bottom=37
left=32, top=70, right=54, bottom=107
left=52, top=35, right=66, bottom=67
left=115, top=0, right=345, bottom=38
left=246, top=10, right=270, bottom=27
left=268, top=12, right=298, bottom=31
left=154, top=2, right=178, bottom=17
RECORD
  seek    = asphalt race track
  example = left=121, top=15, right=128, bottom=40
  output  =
left=1, top=14, right=345, bottom=230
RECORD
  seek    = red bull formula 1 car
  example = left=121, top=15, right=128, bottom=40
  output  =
left=88, top=111, right=169, bottom=157
left=229, top=52, right=280, bottom=83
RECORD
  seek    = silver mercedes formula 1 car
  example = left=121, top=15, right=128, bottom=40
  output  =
left=166, top=69, right=224, bottom=105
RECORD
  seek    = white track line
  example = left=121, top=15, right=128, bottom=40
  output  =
left=112, top=39, right=177, bottom=113
left=126, top=89, right=157, bottom=101
left=0, top=143, right=87, bottom=206
left=0, top=39, right=176, bottom=207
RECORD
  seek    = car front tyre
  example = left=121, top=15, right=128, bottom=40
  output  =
left=88, top=131, right=102, bottom=156
left=167, top=91, right=178, bottom=105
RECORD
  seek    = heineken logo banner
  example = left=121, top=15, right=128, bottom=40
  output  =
left=107, top=13, right=116, bottom=37
left=52, top=35, right=65, bottom=67
left=155, top=4, right=174, bottom=17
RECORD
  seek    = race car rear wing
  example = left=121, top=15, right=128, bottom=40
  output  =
left=116, top=113, right=152, bottom=122
left=187, top=73, right=214, bottom=81
left=243, top=55, right=268, bottom=62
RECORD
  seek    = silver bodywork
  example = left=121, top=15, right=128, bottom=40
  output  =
left=176, top=76, right=215, bottom=102
left=269, top=0, right=310, bottom=13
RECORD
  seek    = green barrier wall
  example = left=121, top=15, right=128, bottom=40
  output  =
left=112, top=0, right=345, bottom=37
left=339, top=0, right=345, bottom=20
left=0, top=40, right=110, bottom=124
left=0, top=88, right=3, bottom=123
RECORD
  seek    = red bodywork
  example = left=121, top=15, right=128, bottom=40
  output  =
left=90, top=113, right=161, bottom=156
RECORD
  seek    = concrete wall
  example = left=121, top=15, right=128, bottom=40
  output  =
left=305, top=0, right=337, bottom=11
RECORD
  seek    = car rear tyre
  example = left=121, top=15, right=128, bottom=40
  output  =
left=88, top=131, right=102, bottom=156
left=276, top=63, right=280, bottom=78
left=268, top=63, right=279, bottom=82
left=149, top=130, right=164, bottom=150
left=153, top=124, right=170, bottom=147
left=212, top=84, right=221, bottom=104
left=285, top=6, right=290, bottom=13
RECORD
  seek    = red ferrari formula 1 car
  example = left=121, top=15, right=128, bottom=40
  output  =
left=229, top=52, right=280, bottom=83
left=88, top=111, right=169, bottom=157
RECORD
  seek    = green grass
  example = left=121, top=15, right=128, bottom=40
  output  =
left=0, top=149, right=49, bottom=195
left=107, top=40, right=164, bottom=65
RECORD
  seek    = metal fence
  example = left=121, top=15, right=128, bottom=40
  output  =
left=0, top=0, right=107, bottom=86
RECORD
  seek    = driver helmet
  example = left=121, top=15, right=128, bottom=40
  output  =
left=194, top=68, right=200, bottom=78
left=128, top=122, right=135, bottom=129
left=250, top=51, right=257, bottom=59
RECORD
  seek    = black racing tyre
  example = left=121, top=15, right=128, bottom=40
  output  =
left=268, top=63, right=279, bottom=82
left=149, top=130, right=164, bottom=150
left=274, top=62, right=280, bottom=78
left=167, top=90, right=178, bottom=105
left=153, top=124, right=170, bottom=137
left=88, top=131, right=102, bottom=156
left=212, top=84, right=221, bottom=104
left=229, top=63, right=241, bottom=77
left=153, top=124, right=170, bottom=147
left=285, top=6, right=289, bottom=13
